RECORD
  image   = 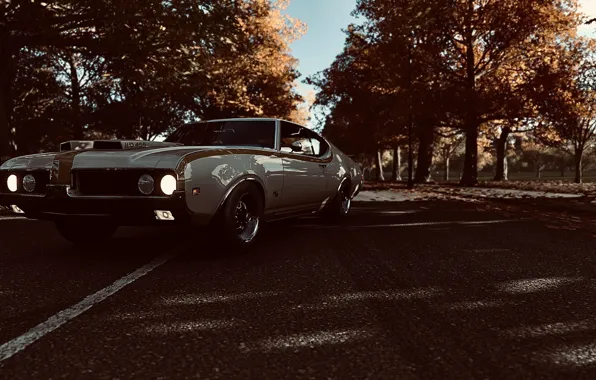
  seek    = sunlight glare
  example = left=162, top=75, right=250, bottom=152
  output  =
left=144, top=320, right=239, bottom=334
left=495, top=277, right=581, bottom=294
left=501, top=320, right=596, bottom=339
left=326, top=287, right=442, bottom=302
left=255, top=329, right=373, bottom=351
left=161, top=291, right=281, bottom=305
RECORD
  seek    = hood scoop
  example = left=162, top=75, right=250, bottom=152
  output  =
left=60, top=140, right=183, bottom=152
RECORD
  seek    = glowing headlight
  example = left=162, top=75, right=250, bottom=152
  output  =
left=7, top=174, right=17, bottom=192
left=138, top=174, right=155, bottom=195
left=160, top=175, right=176, bottom=196
left=23, top=174, right=36, bottom=192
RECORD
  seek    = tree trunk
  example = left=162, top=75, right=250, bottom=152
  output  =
left=392, top=145, right=401, bottom=181
left=574, top=150, right=583, bottom=184
left=460, top=124, right=479, bottom=185
left=560, top=163, right=565, bottom=177
left=415, top=125, right=434, bottom=183
left=0, top=38, right=15, bottom=164
left=444, top=157, right=450, bottom=181
left=460, top=2, right=478, bottom=187
left=376, top=149, right=385, bottom=181
left=494, top=127, right=510, bottom=181
left=68, top=54, right=83, bottom=139
left=537, top=166, right=542, bottom=179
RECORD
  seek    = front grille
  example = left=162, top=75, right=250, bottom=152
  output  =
left=71, top=169, right=175, bottom=196
left=0, top=170, right=50, bottom=194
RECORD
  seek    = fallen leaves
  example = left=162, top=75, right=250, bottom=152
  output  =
left=363, top=181, right=596, bottom=235
left=478, top=180, right=596, bottom=195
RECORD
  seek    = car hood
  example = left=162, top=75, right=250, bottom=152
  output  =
left=68, top=146, right=223, bottom=170
left=0, top=152, right=60, bottom=170
left=1, top=142, right=261, bottom=171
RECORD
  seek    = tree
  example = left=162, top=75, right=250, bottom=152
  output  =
left=522, top=134, right=556, bottom=178
left=530, top=37, right=596, bottom=183
left=195, top=0, right=306, bottom=120
left=288, top=90, right=314, bottom=126
left=1, top=0, right=199, bottom=159
left=331, top=0, right=582, bottom=186
left=1, top=0, right=307, bottom=159
left=307, top=25, right=406, bottom=157
left=432, top=0, right=583, bottom=185
left=435, top=127, right=465, bottom=181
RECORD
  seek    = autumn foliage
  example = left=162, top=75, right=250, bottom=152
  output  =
left=0, top=0, right=307, bottom=160
left=309, top=0, right=595, bottom=184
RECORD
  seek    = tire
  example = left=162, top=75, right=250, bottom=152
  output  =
left=54, top=218, right=118, bottom=244
left=323, top=180, right=352, bottom=221
left=211, top=182, right=264, bottom=252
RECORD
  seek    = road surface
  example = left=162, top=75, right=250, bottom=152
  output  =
left=1, top=194, right=596, bottom=379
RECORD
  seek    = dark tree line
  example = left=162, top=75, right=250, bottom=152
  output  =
left=308, top=0, right=596, bottom=184
left=1, top=0, right=307, bottom=162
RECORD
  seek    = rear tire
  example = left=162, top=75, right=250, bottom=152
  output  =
left=54, top=219, right=118, bottom=244
left=323, top=180, right=352, bottom=221
left=211, top=182, right=264, bottom=253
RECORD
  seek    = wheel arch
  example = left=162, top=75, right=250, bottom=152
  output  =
left=214, top=174, right=267, bottom=217
left=338, top=176, right=352, bottom=194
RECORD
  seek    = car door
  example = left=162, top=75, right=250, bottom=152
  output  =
left=278, top=121, right=329, bottom=209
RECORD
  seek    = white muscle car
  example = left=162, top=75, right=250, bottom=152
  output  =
left=0, top=118, right=363, bottom=250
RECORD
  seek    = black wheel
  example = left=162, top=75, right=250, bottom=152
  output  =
left=54, top=219, right=118, bottom=244
left=211, top=182, right=264, bottom=252
left=323, top=180, right=352, bottom=221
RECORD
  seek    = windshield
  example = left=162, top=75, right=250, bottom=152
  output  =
left=165, top=120, right=276, bottom=148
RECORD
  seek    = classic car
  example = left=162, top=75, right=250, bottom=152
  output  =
left=0, top=118, right=363, bottom=250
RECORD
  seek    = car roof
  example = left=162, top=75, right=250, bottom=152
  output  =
left=203, top=117, right=307, bottom=128
left=205, top=117, right=279, bottom=123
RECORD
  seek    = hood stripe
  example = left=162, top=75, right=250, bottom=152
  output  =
left=174, top=148, right=333, bottom=177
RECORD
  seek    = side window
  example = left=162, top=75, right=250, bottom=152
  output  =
left=279, top=121, right=330, bottom=158
left=302, top=128, right=330, bottom=158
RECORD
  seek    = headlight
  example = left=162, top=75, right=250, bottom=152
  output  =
left=138, top=174, right=155, bottom=195
left=23, top=174, right=36, bottom=192
left=160, top=174, right=176, bottom=196
left=7, top=174, right=17, bottom=192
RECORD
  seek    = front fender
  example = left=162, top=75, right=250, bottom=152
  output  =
left=178, top=151, right=283, bottom=222
left=213, top=175, right=266, bottom=215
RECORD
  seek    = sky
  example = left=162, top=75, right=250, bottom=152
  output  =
left=284, top=0, right=596, bottom=128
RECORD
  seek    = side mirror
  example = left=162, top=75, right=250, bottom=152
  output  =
left=290, top=141, right=303, bottom=152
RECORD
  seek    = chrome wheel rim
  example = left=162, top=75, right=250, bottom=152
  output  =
left=234, top=194, right=259, bottom=243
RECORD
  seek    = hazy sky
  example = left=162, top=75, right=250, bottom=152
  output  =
left=284, top=0, right=596, bottom=126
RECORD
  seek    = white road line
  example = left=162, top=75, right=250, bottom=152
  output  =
left=0, top=251, right=177, bottom=362
left=293, top=219, right=521, bottom=229
left=0, top=216, right=29, bottom=221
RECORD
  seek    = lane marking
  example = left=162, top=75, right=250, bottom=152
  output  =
left=0, top=216, right=30, bottom=221
left=0, top=251, right=177, bottom=362
left=292, top=219, right=522, bottom=229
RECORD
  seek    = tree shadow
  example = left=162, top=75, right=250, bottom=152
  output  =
left=4, top=199, right=596, bottom=379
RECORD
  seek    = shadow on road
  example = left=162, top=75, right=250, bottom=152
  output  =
left=3, top=199, right=596, bottom=379
left=58, top=200, right=596, bottom=379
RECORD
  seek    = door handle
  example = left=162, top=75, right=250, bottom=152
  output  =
left=319, top=164, right=327, bottom=169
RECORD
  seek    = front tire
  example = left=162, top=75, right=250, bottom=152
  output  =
left=211, top=182, right=264, bottom=252
left=54, top=219, right=118, bottom=244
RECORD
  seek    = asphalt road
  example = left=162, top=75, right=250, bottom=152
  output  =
left=2, top=195, right=596, bottom=379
